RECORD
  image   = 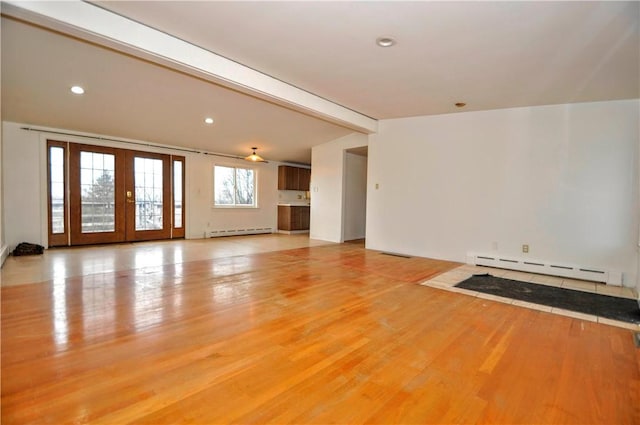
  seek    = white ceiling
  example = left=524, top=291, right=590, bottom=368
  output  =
left=0, top=16, right=353, bottom=164
left=2, top=1, right=638, bottom=164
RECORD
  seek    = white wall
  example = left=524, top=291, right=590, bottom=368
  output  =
left=187, top=154, right=277, bottom=239
left=343, top=152, right=367, bottom=241
left=278, top=189, right=309, bottom=204
left=367, top=100, right=640, bottom=287
left=1, top=122, right=279, bottom=249
left=2, top=123, right=43, bottom=251
left=310, top=133, right=368, bottom=243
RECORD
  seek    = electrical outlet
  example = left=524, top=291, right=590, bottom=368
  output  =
left=375, top=183, right=379, bottom=189
left=522, top=244, right=529, bottom=253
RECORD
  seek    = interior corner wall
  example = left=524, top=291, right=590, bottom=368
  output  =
left=366, top=100, right=640, bottom=288
left=1, top=121, right=279, bottom=250
left=310, top=132, right=368, bottom=243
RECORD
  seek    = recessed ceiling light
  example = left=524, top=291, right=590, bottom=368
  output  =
left=376, top=37, right=396, bottom=47
left=455, top=102, right=467, bottom=108
left=70, top=85, right=85, bottom=95
left=204, top=117, right=214, bottom=124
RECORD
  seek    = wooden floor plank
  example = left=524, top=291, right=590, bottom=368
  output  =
left=2, top=241, right=639, bottom=424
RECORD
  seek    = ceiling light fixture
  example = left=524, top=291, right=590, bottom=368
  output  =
left=204, top=117, right=214, bottom=124
left=244, top=147, right=265, bottom=162
left=376, top=37, right=396, bottom=47
left=455, top=102, right=467, bottom=108
left=70, top=85, right=85, bottom=95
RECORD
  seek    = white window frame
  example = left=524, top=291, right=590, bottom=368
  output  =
left=213, top=164, right=258, bottom=208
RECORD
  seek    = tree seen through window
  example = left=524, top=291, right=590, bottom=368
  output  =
left=214, top=165, right=256, bottom=207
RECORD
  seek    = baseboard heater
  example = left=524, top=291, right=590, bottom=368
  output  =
left=467, top=253, right=623, bottom=286
left=207, top=227, right=273, bottom=238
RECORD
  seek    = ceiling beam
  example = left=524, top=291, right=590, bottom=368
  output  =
left=2, top=0, right=378, bottom=134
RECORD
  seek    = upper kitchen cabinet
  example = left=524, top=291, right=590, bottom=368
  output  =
left=298, top=167, right=311, bottom=191
left=278, top=166, right=311, bottom=191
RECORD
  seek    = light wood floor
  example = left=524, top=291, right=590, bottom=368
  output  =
left=0, top=233, right=333, bottom=287
left=1, top=236, right=639, bottom=424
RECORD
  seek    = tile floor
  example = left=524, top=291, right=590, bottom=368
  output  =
left=421, top=264, right=640, bottom=330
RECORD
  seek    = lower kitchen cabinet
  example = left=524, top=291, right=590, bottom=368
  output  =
left=278, top=205, right=310, bottom=231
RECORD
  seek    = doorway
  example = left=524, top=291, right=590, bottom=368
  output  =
left=47, top=141, right=185, bottom=246
left=343, top=147, right=368, bottom=242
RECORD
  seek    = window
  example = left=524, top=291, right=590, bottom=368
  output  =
left=49, top=145, right=66, bottom=234
left=173, top=158, right=184, bottom=228
left=214, top=165, right=256, bottom=207
left=47, top=141, right=68, bottom=246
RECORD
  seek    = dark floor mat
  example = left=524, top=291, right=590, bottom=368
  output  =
left=456, top=274, right=640, bottom=324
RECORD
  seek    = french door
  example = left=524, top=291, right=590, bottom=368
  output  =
left=47, top=141, right=185, bottom=246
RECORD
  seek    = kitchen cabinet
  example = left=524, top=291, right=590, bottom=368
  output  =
left=298, top=168, right=311, bottom=191
left=278, top=205, right=310, bottom=231
left=278, top=166, right=297, bottom=190
left=278, top=166, right=311, bottom=191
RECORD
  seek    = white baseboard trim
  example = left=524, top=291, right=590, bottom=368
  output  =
left=467, top=252, right=623, bottom=286
left=0, top=244, right=9, bottom=268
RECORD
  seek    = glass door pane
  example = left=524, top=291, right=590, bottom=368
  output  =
left=80, top=151, right=116, bottom=233
left=69, top=144, right=125, bottom=246
left=125, top=151, right=171, bottom=241
left=173, top=160, right=183, bottom=229
left=48, top=141, right=69, bottom=247
left=50, top=146, right=65, bottom=234
left=134, top=157, right=164, bottom=231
